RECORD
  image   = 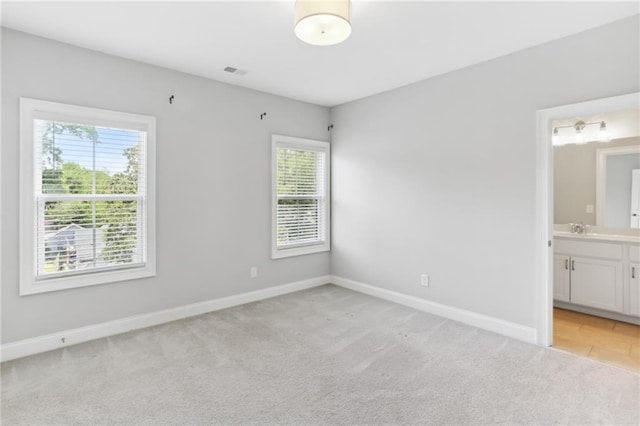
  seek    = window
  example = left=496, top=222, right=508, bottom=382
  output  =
left=272, top=135, right=330, bottom=259
left=20, top=98, right=155, bottom=295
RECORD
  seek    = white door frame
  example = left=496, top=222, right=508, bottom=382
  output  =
left=535, top=92, right=639, bottom=346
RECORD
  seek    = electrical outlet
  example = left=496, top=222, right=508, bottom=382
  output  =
left=586, top=204, right=594, bottom=214
left=420, top=274, right=429, bottom=287
left=250, top=267, right=258, bottom=278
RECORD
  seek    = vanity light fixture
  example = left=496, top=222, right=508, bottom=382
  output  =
left=598, top=121, right=611, bottom=142
left=294, top=0, right=352, bottom=46
left=574, top=120, right=586, bottom=144
left=552, top=127, right=562, bottom=145
left=552, top=120, right=611, bottom=146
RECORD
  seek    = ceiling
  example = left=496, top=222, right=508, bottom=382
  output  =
left=2, top=1, right=638, bottom=107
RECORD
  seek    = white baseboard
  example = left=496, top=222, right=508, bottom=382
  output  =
left=1, top=275, right=331, bottom=362
left=1, top=274, right=539, bottom=362
left=331, top=275, right=538, bottom=344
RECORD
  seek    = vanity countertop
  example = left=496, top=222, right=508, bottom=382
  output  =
left=554, top=231, right=640, bottom=244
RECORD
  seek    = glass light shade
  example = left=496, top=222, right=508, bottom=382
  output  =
left=295, top=0, right=351, bottom=46
left=598, top=121, right=611, bottom=142
left=573, top=120, right=586, bottom=144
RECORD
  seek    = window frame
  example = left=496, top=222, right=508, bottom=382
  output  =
left=271, top=134, right=330, bottom=259
left=19, top=98, right=156, bottom=295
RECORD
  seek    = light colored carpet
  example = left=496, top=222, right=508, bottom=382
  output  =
left=1, top=284, right=639, bottom=425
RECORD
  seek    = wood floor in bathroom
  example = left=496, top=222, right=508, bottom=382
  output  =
left=553, top=308, right=639, bottom=372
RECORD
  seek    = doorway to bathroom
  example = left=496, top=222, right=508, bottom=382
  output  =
left=536, top=92, right=640, bottom=371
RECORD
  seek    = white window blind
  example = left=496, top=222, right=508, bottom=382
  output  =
left=35, top=120, right=145, bottom=277
left=272, top=135, right=330, bottom=259
left=20, top=98, right=156, bottom=295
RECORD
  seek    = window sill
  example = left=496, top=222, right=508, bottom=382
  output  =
left=271, top=242, right=330, bottom=259
left=20, top=264, right=155, bottom=296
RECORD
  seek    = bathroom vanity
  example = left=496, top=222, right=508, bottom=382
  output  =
left=553, top=226, right=640, bottom=324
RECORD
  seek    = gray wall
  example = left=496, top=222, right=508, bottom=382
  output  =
left=554, top=137, right=639, bottom=225
left=605, top=152, right=640, bottom=227
left=3, top=17, right=640, bottom=344
left=1, top=29, right=331, bottom=343
left=330, top=16, right=639, bottom=328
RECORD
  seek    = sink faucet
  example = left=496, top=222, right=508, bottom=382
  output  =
left=570, top=222, right=586, bottom=234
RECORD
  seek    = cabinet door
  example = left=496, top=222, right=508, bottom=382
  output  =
left=553, top=254, right=571, bottom=302
left=570, top=256, right=623, bottom=313
left=630, top=262, right=640, bottom=317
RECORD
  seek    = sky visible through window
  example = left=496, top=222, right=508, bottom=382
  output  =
left=48, top=124, right=139, bottom=175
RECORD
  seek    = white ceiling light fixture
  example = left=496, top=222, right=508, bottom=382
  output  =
left=294, top=0, right=352, bottom=46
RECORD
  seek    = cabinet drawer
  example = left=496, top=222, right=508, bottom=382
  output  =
left=554, top=238, right=622, bottom=260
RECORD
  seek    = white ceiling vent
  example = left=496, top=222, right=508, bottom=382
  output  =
left=224, top=66, right=248, bottom=76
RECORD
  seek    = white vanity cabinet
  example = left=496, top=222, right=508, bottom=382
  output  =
left=629, top=245, right=640, bottom=317
left=554, top=238, right=625, bottom=314
left=569, top=256, right=623, bottom=312
left=553, top=254, right=571, bottom=302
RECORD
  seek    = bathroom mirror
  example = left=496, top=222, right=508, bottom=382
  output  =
left=595, top=145, right=640, bottom=228
left=553, top=108, right=640, bottom=229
